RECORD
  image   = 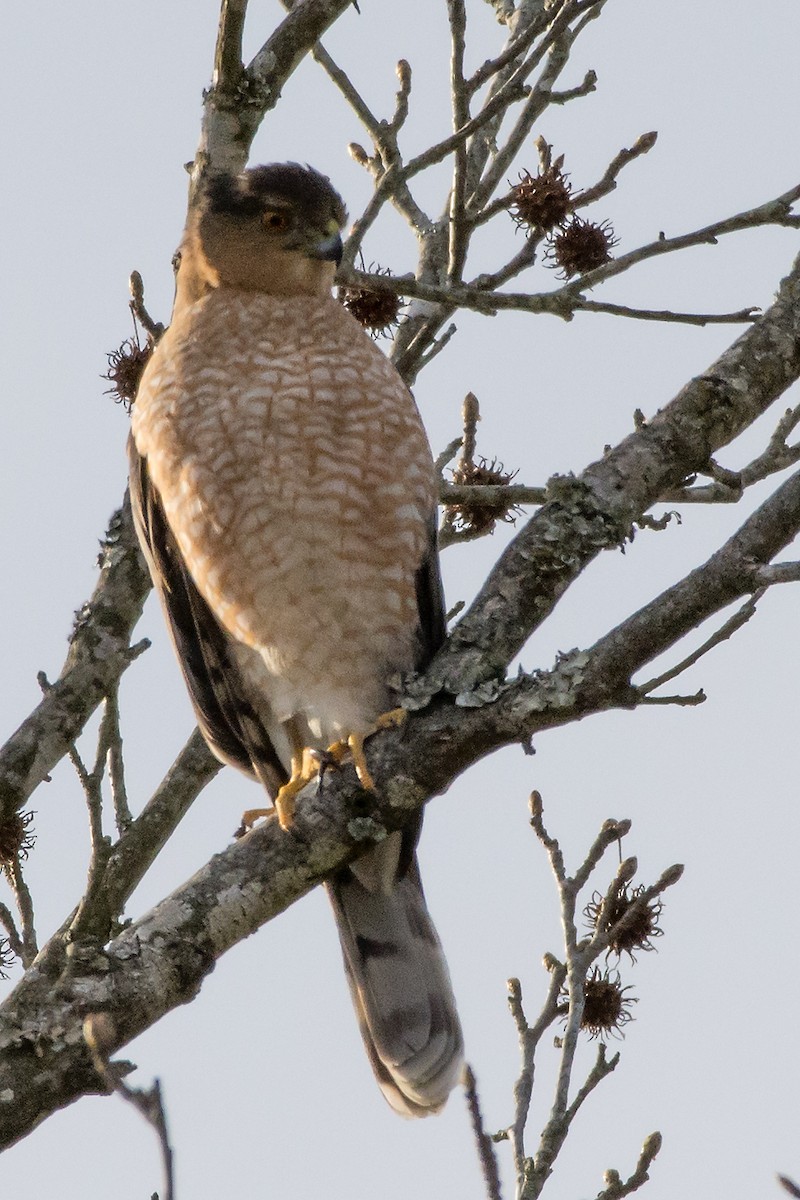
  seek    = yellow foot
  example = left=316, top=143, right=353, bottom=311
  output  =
left=374, top=706, right=408, bottom=732
left=325, top=710, right=407, bottom=793
left=237, top=804, right=276, bottom=838
left=237, top=747, right=320, bottom=835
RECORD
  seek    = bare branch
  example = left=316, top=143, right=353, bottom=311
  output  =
left=573, top=298, right=758, bottom=325
left=597, top=1132, right=663, bottom=1200
left=340, top=265, right=762, bottom=325
left=447, top=0, right=470, bottom=282
left=213, top=0, right=248, bottom=94
left=105, top=688, right=133, bottom=836
left=84, top=1016, right=174, bottom=1200
left=755, top=561, right=800, bottom=586
left=440, top=480, right=546, bottom=509
left=426, top=250, right=800, bottom=697
left=554, top=181, right=800, bottom=295
left=5, top=858, right=37, bottom=967
left=469, top=1, right=607, bottom=213
left=506, top=965, right=565, bottom=1177
left=463, top=1065, right=504, bottom=1200
left=636, top=689, right=707, bottom=707
left=467, top=5, right=556, bottom=95
left=129, top=271, right=165, bottom=343
left=547, top=68, right=597, bottom=105
left=663, top=400, right=800, bottom=504
left=573, top=131, right=658, bottom=209
left=637, top=592, right=764, bottom=696
left=197, top=0, right=356, bottom=177
left=73, top=730, right=222, bottom=952
left=511, top=799, right=675, bottom=1199
left=0, top=903, right=23, bottom=961
left=0, top=500, right=150, bottom=825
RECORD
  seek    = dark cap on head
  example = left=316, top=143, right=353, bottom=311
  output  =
left=204, top=163, right=347, bottom=231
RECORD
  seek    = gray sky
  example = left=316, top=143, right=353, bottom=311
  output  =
left=2, top=2, right=799, bottom=1197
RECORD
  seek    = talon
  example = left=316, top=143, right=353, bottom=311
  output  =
left=348, top=732, right=375, bottom=791
left=325, top=739, right=349, bottom=766
left=374, top=706, right=407, bottom=731
left=237, top=747, right=320, bottom=834
left=324, top=710, right=407, bottom=793
left=272, top=746, right=320, bottom=829
left=236, top=805, right=276, bottom=838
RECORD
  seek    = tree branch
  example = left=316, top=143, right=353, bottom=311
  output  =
left=197, top=0, right=356, bottom=178
left=0, top=500, right=150, bottom=825
left=426, top=249, right=800, bottom=695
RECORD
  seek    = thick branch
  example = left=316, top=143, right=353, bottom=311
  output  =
left=0, top=499, right=150, bottom=824
left=426, top=250, right=800, bottom=693
left=197, top=0, right=355, bottom=176
left=3, top=453, right=800, bottom=1147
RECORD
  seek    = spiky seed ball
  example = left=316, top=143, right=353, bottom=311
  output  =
left=0, top=939, right=15, bottom=980
left=338, top=280, right=402, bottom=338
left=447, top=457, right=520, bottom=536
left=585, top=884, right=664, bottom=962
left=103, top=338, right=152, bottom=411
left=510, top=162, right=573, bottom=233
left=0, top=810, right=35, bottom=870
left=578, top=967, right=637, bottom=1039
left=547, top=216, right=617, bottom=277
left=558, top=967, right=637, bottom=1040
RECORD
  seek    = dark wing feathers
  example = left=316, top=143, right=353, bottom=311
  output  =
left=413, top=513, right=447, bottom=669
left=128, top=435, right=286, bottom=794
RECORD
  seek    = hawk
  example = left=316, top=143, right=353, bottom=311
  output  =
left=129, top=163, right=464, bottom=1115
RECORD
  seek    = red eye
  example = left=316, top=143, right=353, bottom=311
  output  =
left=263, top=210, right=289, bottom=231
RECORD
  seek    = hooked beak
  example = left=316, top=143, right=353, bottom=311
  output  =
left=310, top=220, right=344, bottom=265
left=311, top=231, right=343, bottom=265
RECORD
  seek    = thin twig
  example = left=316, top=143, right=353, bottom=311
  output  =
left=340, top=264, right=766, bottom=325
left=637, top=689, right=707, bottom=707
left=105, top=687, right=133, bottom=835
left=213, top=0, right=248, bottom=92
left=447, top=0, right=470, bottom=282
left=573, top=131, right=658, bottom=209
left=587, top=865, right=684, bottom=962
left=662, top=401, right=800, bottom=503
left=557, top=181, right=800, bottom=295
left=547, top=68, right=597, bottom=105
left=5, top=858, right=37, bottom=966
left=509, top=798, right=673, bottom=1199
left=435, top=436, right=463, bottom=479
left=464, top=1064, right=504, bottom=1200
left=0, top=901, right=24, bottom=960
left=84, top=1015, right=175, bottom=1200
left=467, top=3, right=556, bottom=96
left=441, top=481, right=547, bottom=507
left=507, top=966, right=565, bottom=1176
left=129, top=271, right=165, bottom=343
left=564, top=1041, right=619, bottom=1124
left=597, top=1132, right=663, bottom=1200
left=637, top=591, right=764, bottom=696
left=470, top=1, right=607, bottom=212
left=573, top=299, right=759, bottom=325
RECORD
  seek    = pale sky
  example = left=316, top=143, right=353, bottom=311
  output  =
left=2, top=3, right=800, bottom=1198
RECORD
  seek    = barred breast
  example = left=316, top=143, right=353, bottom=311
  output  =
left=132, top=290, right=437, bottom=741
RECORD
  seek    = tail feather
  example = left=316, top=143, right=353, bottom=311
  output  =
left=327, top=837, right=464, bottom=1117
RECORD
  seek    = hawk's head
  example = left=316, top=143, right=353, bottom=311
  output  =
left=180, top=163, right=348, bottom=300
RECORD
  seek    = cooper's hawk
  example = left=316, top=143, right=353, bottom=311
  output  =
left=129, top=163, right=464, bottom=1115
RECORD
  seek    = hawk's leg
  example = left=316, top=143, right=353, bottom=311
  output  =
left=326, top=709, right=408, bottom=792
left=241, top=745, right=320, bottom=833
